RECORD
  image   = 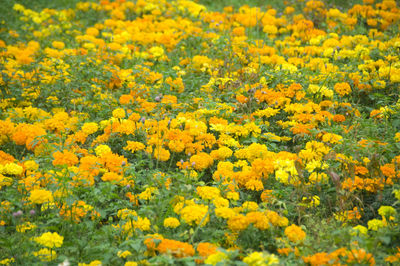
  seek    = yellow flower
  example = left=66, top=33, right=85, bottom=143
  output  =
left=263, top=25, right=278, bottom=35
left=215, top=207, right=236, bottom=219
left=123, top=217, right=151, bottom=232
left=205, top=252, right=228, bottom=265
left=117, top=250, right=132, bottom=258
left=395, top=132, right=400, bottom=142
left=125, top=262, right=138, bottom=266
left=0, top=174, right=12, bottom=187
left=2, top=163, right=23, bottom=176
left=242, top=201, right=259, bottom=212
left=34, top=232, right=64, bottom=248
left=24, top=160, right=39, bottom=171
left=308, top=172, right=329, bottom=184
left=81, top=122, right=99, bottom=135
left=124, top=141, right=145, bottom=153
left=378, top=206, right=396, bottom=218
left=78, top=260, right=102, bottom=266
left=227, top=214, right=249, bottom=231
left=284, top=224, right=306, bottom=243
left=351, top=225, right=368, bottom=236
left=196, top=186, right=220, bottom=200
left=367, top=219, right=385, bottom=231
left=213, top=197, right=229, bottom=208
left=52, top=41, right=65, bottom=50
left=16, top=222, right=37, bottom=233
left=33, top=248, right=57, bottom=261
left=393, top=189, right=400, bottom=200
left=322, top=133, right=343, bottom=144
left=95, top=145, right=111, bottom=157
left=153, top=147, right=170, bottom=161
left=0, top=258, right=15, bottom=265
left=227, top=191, right=239, bottom=201
left=334, top=82, right=352, bottom=97
left=138, top=187, right=158, bottom=201
left=180, top=204, right=209, bottom=226
left=101, top=172, right=123, bottom=183
left=149, top=46, right=165, bottom=58
left=29, top=189, right=53, bottom=205
left=163, top=217, right=180, bottom=228
left=117, top=209, right=137, bottom=220
left=300, top=196, right=320, bottom=208
left=190, top=152, right=214, bottom=171
left=210, top=146, right=233, bottom=160
left=112, top=108, right=126, bottom=119
left=243, top=251, right=279, bottom=265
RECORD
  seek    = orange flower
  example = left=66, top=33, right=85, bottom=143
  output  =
left=52, top=150, right=79, bottom=167
left=156, top=239, right=195, bottom=258
left=346, top=249, right=375, bottom=266
left=197, top=242, right=218, bottom=263
left=332, top=114, right=346, bottom=123
left=284, top=224, right=306, bottom=243
left=334, top=82, right=352, bottom=97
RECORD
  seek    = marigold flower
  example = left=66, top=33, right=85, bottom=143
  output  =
left=243, top=251, right=279, bottom=265
left=322, top=133, right=343, bottom=144
left=81, top=122, right=99, bottom=135
left=163, top=217, right=180, bottom=228
left=227, top=214, right=249, bottom=231
left=29, top=189, right=53, bottom=205
left=78, top=260, right=102, bottom=266
left=2, top=163, right=23, bottom=176
left=138, top=187, right=158, bottom=201
left=123, top=216, right=151, bottom=233
left=197, top=242, right=217, bottom=256
left=196, top=186, right=220, bottom=200
left=112, top=108, right=126, bottom=119
left=180, top=204, right=209, bottom=226
left=149, top=46, right=165, bottom=58
left=395, top=132, right=400, bottom=142
left=34, top=232, right=64, bottom=248
left=101, top=172, right=123, bottom=183
left=124, top=262, right=138, bottom=266
left=285, top=224, right=306, bottom=243
left=124, top=141, right=145, bottom=153
left=117, top=250, right=132, bottom=258
left=0, top=174, right=12, bottom=188
left=334, top=82, right=352, bottom=97
left=16, top=222, right=37, bottom=233
left=95, top=145, right=112, bottom=157
left=215, top=207, right=236, bottom=219
left=0, top=258, right=15, bottom=265
left=226, top=191, right=239, bottom=200
left=346, top=249, right=375, bottom=265
left=190, top=152, right=214, bottom=171
left=52, top=41, right=65, bottom=50
left=205, top=251, right=228, bottom=265
left=153, top=147, right=170, bottom=161
left=156, top=239, right=194, bottom=258
left=33, top=248, right=57, bottom=262
left=52, top=150, right=79, bottom=167
left=213, top=197, right=229, bottom=208
left=24, top=160, right=39, bottom=171
left=210, top=146, right=233, bottom=160
left=300, top=195, right=320, bottom=208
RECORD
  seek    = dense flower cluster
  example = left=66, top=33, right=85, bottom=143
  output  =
left=0, top=0, right=400, bottom=264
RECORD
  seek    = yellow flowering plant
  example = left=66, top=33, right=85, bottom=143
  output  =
left=1, top=0, right=400, bottom=264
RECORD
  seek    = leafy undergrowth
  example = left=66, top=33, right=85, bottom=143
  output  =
left=1, top=0, right=400, bottom=265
